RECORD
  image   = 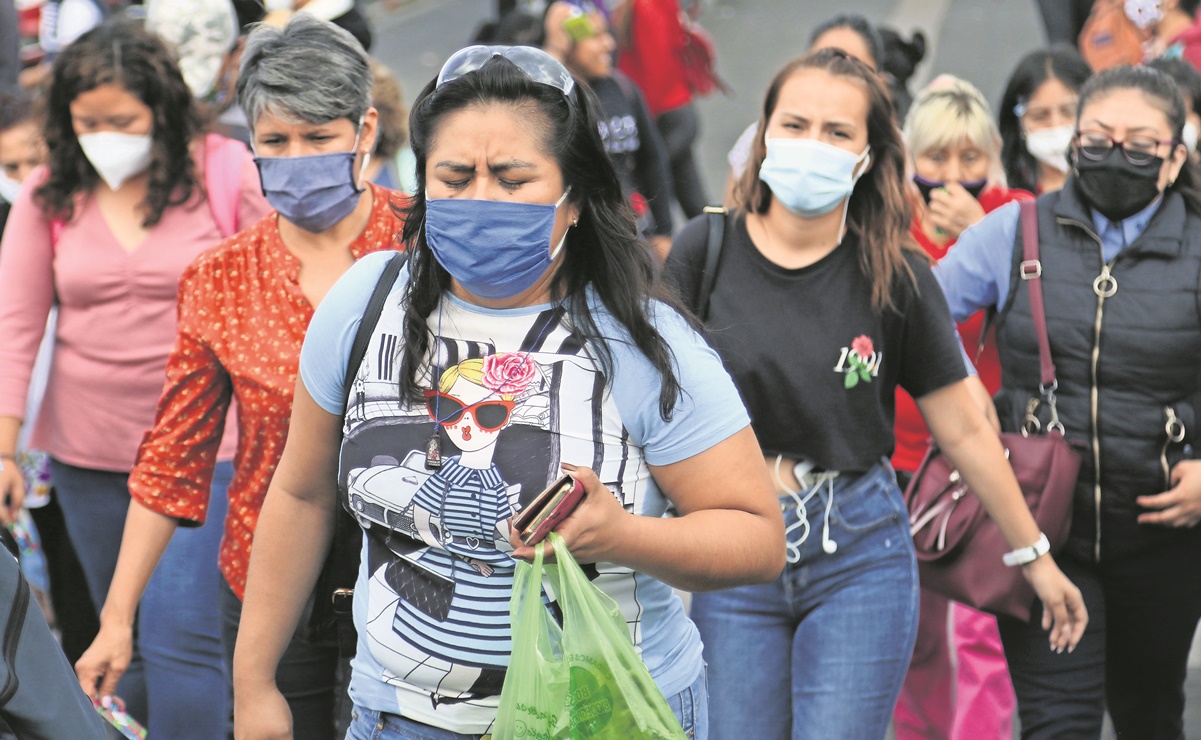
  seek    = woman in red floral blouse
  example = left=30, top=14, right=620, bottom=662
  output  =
left=74, top=16, right=403, bottom=740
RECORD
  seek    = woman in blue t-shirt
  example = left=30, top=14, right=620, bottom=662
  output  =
left=664, top=49, right=1088, bottom=740
left=230, top=45, right=786, bottom=739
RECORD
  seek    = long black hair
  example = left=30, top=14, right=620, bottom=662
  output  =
left=397, top=56, right=683, bottom=418
left=1076, top=65, right=1201, bottom=215
left=998, top=45, right=1092, bottom=193
left=37, top=20, right=202, bottom=226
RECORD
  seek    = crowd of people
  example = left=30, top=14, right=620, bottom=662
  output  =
left=1, top=1, right=1201, bottom=739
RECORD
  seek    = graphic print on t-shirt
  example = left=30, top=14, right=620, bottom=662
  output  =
left=339, top=303, right=647, bottom=711
left=833, top=334, right=882, bottom=389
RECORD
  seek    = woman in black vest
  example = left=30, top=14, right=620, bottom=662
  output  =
left=936, top=65, right=1201, bottom=739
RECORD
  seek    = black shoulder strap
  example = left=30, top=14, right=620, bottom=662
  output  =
left=342, top=251, right=405, bottom=413
left=0, top=564, right=29, bottom=707
left=312, top=250, right=405, bottom=654
left=698, top=205, right=727, bottom=321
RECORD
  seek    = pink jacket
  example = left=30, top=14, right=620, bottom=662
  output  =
left=0, top=139, right=269, bottom=471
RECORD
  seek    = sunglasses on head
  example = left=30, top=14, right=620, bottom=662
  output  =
left=437, top=45, right=576, bottom=97
left=424, top=390, right=515, bottom=432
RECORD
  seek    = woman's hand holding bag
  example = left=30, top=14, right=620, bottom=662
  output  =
left=495, top=533, right=686, bottom=739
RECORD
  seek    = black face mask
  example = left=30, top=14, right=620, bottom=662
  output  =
left=913, top=174, right=987, bottom=204
left=1072, top=147, right=1164, bottom=222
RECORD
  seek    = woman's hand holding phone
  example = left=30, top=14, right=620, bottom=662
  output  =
left=509, top=464, right=630, bottom=564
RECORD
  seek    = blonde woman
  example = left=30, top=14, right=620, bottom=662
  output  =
left=892, top=75, right=1030, bottom=740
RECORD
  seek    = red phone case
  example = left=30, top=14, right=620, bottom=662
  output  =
left=515, top=475, right=585, bottom=545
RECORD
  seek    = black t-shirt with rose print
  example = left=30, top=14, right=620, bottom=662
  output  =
left=665, top=211, right=967, bottom=473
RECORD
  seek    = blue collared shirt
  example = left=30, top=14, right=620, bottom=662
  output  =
left=934, top=196, right=1162, bottom=320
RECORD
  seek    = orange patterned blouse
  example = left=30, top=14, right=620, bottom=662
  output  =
left=129, top=183, right=405, bottom=598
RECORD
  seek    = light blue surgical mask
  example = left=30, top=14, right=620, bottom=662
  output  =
left=759, top=137, right=871, bottom=219
left=425, top=187, right=573, bottom=300
left=253, top=124, right=370, bottom=233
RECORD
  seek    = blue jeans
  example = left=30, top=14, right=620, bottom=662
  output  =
left=690, top=460, right=919, bottom=740
left=344, top=667, right=708, bottom=739
left=51, top=459, right=232, bottom=739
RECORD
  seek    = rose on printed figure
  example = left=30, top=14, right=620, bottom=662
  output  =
left=482, top=352, right=539, bottom=395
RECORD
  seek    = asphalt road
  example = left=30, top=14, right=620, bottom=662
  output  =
left=361, top=1, right=1201, bottom=736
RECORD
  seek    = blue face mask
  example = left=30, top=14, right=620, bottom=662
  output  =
left=425, top=187, right=573, bottom=300
left=254, top=127, right=369, bottom=233
left=759, top=137, right=871, bottom=218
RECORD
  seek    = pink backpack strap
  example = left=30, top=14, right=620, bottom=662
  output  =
left=203, top=132, right=245, bottom=239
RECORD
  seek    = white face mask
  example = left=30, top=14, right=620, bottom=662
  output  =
left=0, top=173, right=21, bottom=204
left=77, top=131, right=154, bottom=190
left=1125, top=0, right=1164, bottom=29
left=1024, top=125, right=1074, bottom=174
left=1184, top=121, right=1198, bottom=153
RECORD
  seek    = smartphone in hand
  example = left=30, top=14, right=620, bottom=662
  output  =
left=513, top=475, right=585, bottom=546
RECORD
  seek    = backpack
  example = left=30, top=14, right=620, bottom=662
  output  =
left=0, top=548, right=108, bottom=739
left=49, top=132, right=245, bottom=247
left=1079, top=0, right=1145, bottom=71
left=670, top=206, right=728, bottom=320
left=308, top=251, right=407, bottom=653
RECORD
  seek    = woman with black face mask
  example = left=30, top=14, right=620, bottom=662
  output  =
left=936, top=64, right=1201, bottom=739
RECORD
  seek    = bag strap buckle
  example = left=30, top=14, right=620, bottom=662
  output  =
left=1019, top=259, right=1042, bottom=280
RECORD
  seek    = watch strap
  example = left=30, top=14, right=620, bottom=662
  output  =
left=1002, top=531, right=1051, bottom=567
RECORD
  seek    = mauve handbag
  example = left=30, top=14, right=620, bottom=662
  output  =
left=902, top=199, right=1082, bottom=622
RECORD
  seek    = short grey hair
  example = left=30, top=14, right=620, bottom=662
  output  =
left=237, top=13, right=373, bottom=130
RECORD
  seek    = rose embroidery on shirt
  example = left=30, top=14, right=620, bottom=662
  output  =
left=834, top=335, right=882, bottom=389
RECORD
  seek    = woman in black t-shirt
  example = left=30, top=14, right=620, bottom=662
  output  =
left=663, top=49, right=1087, bottom=740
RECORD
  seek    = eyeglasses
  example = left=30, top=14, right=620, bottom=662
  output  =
left=1015, top=98, right=1078, bottom=127
left=424, top=390, right=514, bottom=431
left=437, top=45, right=575, bottom=97
left=1075, top=130, right=1177, bottom=166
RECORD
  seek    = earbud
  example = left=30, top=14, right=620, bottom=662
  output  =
left=822, top=537, right=838, bottom=554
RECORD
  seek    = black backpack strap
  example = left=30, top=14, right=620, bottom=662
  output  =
left=0, top=565, right=29, bottom=707
left=342, top=252, right=406, bottom=413
left=311, top=250, right=405, bottom=654
left=698, top=205, right=727, bottom=321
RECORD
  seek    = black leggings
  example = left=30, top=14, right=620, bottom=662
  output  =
left=997, top=532, right=1201, bottom=739
left=655, top=103, right=708, bottom=219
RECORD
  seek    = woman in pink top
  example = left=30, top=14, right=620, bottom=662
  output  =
left=0, top=21, right=269, bottom=737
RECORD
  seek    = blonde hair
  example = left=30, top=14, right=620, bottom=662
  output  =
left=903, top=74, right=1006, bottom=186
left=437, top=358, right=516, bottom=401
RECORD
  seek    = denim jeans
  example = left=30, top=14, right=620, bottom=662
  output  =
left=691, top=459, right=919, bottom=740
left=343, top=667, right=708, bottom=739
left=51, top=459, right=232, bottom=739
left=219, top=578, right=341, bottom=740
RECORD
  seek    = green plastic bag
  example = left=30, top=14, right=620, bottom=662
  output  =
left=494, top=533, right=687, bottom=740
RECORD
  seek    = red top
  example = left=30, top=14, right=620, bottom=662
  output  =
left=129, top=184, right=404, bottom=598
left=1170, top=21, right=1201, bottom=71
left=616, top=0, right=693, bottom=117
left=891, top=186, right=1033, bottom=474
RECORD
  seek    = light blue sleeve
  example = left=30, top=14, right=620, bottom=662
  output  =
left=596, top=298, right=751, bottom=467
left=299, top=251, right=402, bottom=415
left=934, top=200, right=1021, bottom=320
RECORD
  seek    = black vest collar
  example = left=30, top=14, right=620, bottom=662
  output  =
left=1050, top=175, right=1186, bottom=259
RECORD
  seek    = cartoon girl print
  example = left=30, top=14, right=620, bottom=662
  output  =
left=385, top=352, right=537, bottom=697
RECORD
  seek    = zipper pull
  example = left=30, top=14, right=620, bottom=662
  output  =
left=1093, top=266, right=1118, bottom=298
